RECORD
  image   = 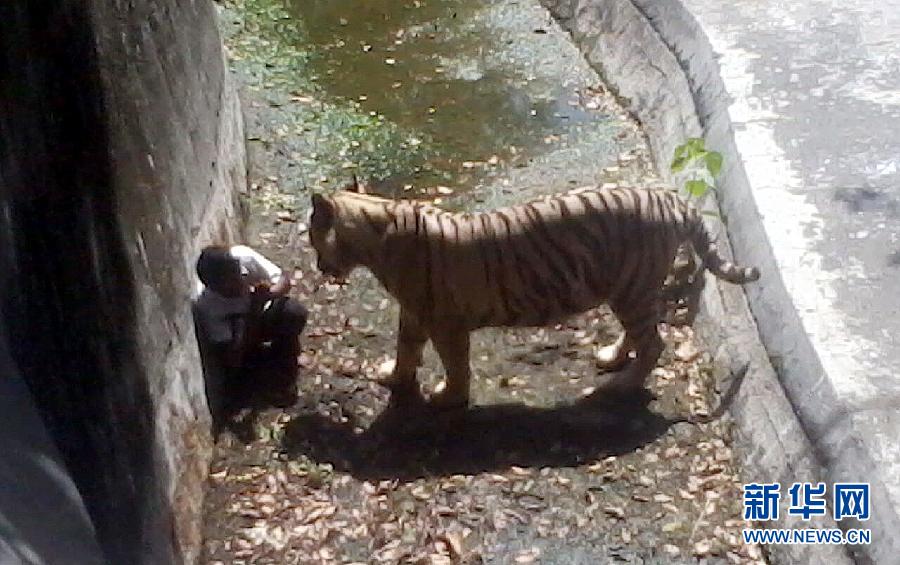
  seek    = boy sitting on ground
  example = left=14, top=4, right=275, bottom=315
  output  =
left=193, top=245, right=307, bottom=425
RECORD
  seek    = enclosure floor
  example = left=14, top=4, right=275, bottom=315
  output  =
left=202, top=1, right=764, bottom=562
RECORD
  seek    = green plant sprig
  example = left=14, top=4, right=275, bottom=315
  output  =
left=671, top=137, right=722, bottom=198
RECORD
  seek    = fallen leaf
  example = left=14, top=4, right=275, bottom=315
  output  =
left=693, top=539, right=713, bottom=556
left=662, top=521, right=681, bottom=533
left=437, top=531, right=465, bottom=559
left=514, top=547, right=540, bottom=563
left=663, top=544, right=681, bottom=556
left=664, top=446, right=683, bottom=459
left=675, top=340, right=700, bottom=362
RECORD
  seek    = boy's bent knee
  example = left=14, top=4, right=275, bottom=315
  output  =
left=281, top=299, right=308, bottom=334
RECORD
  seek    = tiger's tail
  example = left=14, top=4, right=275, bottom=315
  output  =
left=687, top=210, right=760, bottom=284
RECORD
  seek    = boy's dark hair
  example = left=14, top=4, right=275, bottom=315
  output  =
left=196, top=245, right=239, bottom=287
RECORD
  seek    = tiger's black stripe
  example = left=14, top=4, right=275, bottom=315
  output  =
left=311, top=185, right=759, bottom=333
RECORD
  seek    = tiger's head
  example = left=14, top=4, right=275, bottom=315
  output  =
left=309, top=179, right=390, bottom=282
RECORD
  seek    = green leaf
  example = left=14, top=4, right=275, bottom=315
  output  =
left=705, top=151, right=723, bottom=177
left=686, top=137, right=706, bottom=157
left=686, top=179, right=709, bottom=197
left=701, top=210, right=720, bottom=218
left=670, top=144, right=690, bottom=172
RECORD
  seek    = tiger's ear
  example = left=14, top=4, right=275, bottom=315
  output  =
left=311, top=193, right=335, bottom=228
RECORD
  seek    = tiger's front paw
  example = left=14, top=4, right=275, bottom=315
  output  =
left=379, top=361, right=419, bottom=394
left=384, top=375, right=420, bottom=397
left=595, top=346, right=633, bottom=372
left=428, top=384, right=469, bottom=412
left=594, top=334, right=634, bottom=372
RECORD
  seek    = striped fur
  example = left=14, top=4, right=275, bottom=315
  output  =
left=309, top=185, right=759, bottom=408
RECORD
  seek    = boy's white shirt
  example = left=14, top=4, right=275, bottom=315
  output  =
left=193, top=245, right=283, bottom=344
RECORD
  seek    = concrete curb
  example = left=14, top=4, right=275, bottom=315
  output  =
left=542, top=0, right=895, bottom=562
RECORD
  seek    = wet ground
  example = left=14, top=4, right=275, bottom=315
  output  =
left=203, top=0, right=766, bottom=563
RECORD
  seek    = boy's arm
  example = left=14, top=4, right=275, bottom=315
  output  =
left=197, top=309, right=245, bottom=369
left=268, top=272, right=292, bottom=297
left=232, top=246, right=281, bottom=280
left=222, top=312, right=264, bottom=368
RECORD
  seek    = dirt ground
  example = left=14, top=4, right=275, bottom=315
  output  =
left=202, top=1, right=768, bottom=563
left=200, top=117, right=766, bottom=565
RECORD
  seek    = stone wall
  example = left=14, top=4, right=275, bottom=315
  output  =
left=0, top=0, right=245, bottom=562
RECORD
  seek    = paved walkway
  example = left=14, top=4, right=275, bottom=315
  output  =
left=680, top=0, right=900, bottom=560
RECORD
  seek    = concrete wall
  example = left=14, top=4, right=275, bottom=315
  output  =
left=0, top=0, right=245, bottom=562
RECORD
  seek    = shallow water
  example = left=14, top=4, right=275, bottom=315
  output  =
left=286, top=0, right=643, bottom=204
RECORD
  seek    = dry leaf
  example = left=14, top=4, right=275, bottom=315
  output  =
left=675, top=340, right=700, bottom=362
left=693, top=539, right=713, bottom=556
left=662, top=521, right=681, bottom=533
left=514, top=547, right=540, bottom=563
left=663, top=544, right=681, bottom=556
left=437, top=531, right=465, bottom=559
left=377, top=358, right=396, bottom=377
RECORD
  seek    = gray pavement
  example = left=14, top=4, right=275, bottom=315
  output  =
left=685, top=0, right=900, bottom=419
left=661, top=0, right=900, bottom=560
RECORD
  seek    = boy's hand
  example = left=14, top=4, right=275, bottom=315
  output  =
left=249, top=283, right=272, bottom=311
left=269, top=273, right=292, bottom=297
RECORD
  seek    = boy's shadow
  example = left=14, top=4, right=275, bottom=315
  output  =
left=211, top=348, right=298, bottom=443
left=282, top=388, right=681, bottom=481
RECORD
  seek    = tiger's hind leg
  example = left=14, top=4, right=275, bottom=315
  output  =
left=595, top=331, right=634, bottom=372
left=669, top=267, right=705, bottom=327
left=383, top=310, right=428, bottom=398
left=429, top=328, right=472, bottom=411
left=661, top=248, right=706, bottom=327
left=602, top=299, right=665, bottom=395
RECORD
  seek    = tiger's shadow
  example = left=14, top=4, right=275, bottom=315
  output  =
left=281, top=389, right=679, bottom=481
